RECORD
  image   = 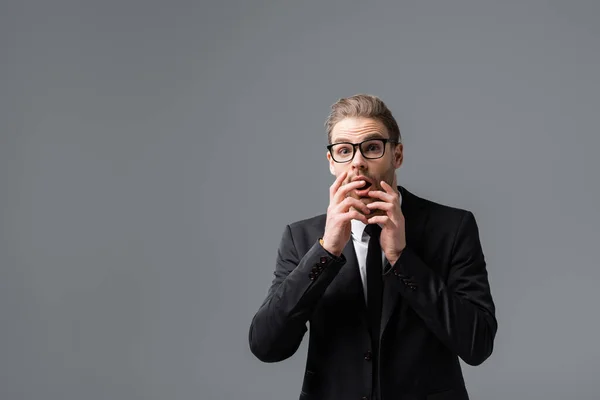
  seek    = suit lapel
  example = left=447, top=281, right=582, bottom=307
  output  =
left=380, top=185, right=428, bottom=338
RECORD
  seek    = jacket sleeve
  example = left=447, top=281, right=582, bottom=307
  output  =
left=384, top=211, right=498, bottom=366
left=248, top=224, right=346, bottom=363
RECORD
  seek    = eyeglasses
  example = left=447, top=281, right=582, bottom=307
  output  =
left=327, top=138, right=398, bottom=163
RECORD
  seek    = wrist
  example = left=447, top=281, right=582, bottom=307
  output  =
left=388, top=247, right=406, bottom=266
left=320, top=237, right=342, bottom=257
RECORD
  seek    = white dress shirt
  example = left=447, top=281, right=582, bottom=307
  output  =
left=350, top=192, right=402, bottom=304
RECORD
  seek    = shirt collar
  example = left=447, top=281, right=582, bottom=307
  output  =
left=351, top=218, right=368, bottom=240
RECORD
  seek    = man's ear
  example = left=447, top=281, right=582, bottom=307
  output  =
left=327, top=152, right=336, bottom=175
left=393, top=143, right=404, bottom=169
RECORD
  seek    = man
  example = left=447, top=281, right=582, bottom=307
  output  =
left=248, top=94, right=497, bottom=400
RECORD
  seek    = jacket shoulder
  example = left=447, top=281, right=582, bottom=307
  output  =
left=275, top=214, right=326, bottom=253
left=409, top=189, right=476, bottom=227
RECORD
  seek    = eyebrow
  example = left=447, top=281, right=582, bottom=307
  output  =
left=333, top=133, right=388, bottom=143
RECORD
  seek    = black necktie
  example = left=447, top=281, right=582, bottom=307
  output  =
left=365, top=223, right=383, bottom=399
left=365, top=224, right=383, bottom=349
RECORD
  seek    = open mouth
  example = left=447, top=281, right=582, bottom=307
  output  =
left=357, top=181, right=372, bottom=191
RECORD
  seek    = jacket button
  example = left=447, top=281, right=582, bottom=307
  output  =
left=320, top=256, right=328, bottom=264
left=364, top=351, right=372, bottom=361
left=361, top=397, right=369, bottom=400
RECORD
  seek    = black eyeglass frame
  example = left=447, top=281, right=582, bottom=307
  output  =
left=326, top=138, right=399, bottom=163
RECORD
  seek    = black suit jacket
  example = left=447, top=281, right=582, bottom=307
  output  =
left=249, top=186, right=497, bottom=400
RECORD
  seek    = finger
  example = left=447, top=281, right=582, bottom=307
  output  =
left=334, top=180, right=367, bottom=203
left=339, top=197, right=371, bottom=214
left=366, top=205, right=399, bottom=226
left=329, top=171, right=348, bottom=199
left=342, top=210, right=369, bottom=224
left=380, top=180, right=399, bottom=196
left=366, top=215, right=391, bottom=225
left=366, top=201, right=394, bottom=212
left=368, top=190, right=396, bottom=203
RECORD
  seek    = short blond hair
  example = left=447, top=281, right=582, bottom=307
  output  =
left=325, top=94, right=401, bottom=144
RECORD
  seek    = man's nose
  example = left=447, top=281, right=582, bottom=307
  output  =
left=351, top=147, right=368, bottom=168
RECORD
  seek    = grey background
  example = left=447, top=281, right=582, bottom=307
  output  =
left=1, top=0, right=599, bottom=399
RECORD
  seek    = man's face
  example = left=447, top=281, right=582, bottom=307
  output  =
left=327, top=117, right=403, bottom=214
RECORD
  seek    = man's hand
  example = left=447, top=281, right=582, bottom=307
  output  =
left=321, top=171, right=371, bottom=256
left=366, top=179, right=406, bottom=265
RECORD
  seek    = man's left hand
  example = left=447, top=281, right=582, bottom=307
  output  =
left=366, top=180, right=406, bottom=265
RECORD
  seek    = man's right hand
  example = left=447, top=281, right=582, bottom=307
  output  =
left=321, top=171, right=371, bottom=256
